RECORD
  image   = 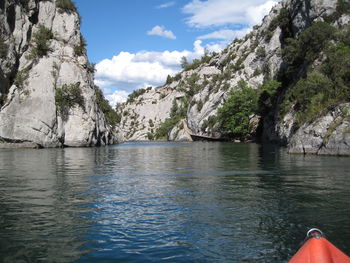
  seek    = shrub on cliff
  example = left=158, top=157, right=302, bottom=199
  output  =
left=324, top=0, right=350, bottom=22
left=323, top=44, right=350, bottom=99
left=154, top=117, right=181, bottom=140
left=283, top=72, right=333, bottom=125
left=0, top=34, right=7, bottom=58
left=74, top=34, right=86, bottom=56
left=14, top=67, right=30, bottom=89
left=126, top=88, right=146, bottom=104
left=282, top=21, right=334, bottom=78
left=28, top=25, right=53, bottom=59
left=281, top=24, right=350, bottom=126
left=258, top=80, right=281, bottom=115
left=56, top=0, right=77, bottom=14
left=94, top=85, right=121, bottom=128
left=55, top=83, right=85, bottom=117
left=264, top=7, right=291, bottom=41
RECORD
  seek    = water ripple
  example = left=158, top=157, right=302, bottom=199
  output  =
left=0, top=143, right=349, bottom=262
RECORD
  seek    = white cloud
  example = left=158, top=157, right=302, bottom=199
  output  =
left=95, top=40, right=209, bottom=106
left=156, top=1, right=175, bottom=9
left=247, top=0, right=278, bottom=26
left=197, top=27, right=252, bottom=52
left=132, top=50, right=191, bottom=67
left=94, top=79, right=113, bottom=88
left=96, top=51, right=176, bottom=86
left=106, top=90, right=129, bottom=106
left=147, top=25, right=176, bottom=39
left=198, top=28, right=251, bottom=41
left=95, top=41, right=206, bottom=89
left=183, top=0, right=278, bottom=28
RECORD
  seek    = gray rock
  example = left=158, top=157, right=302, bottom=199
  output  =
left=288, top=104, right=350, bottom=155
left=0, top=0, right=115, bottom=147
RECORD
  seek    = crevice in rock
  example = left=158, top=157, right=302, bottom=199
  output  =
left=58, top=136, right=65, bottom=147
left=25, top=24, right=32, bottom=51
left=0, top=0, right=5, bottom=11
left=6, top=4, right=15, bottom=34
left=93, top=127, right=101, bottom=147
left=28, top=9, right=39, bottom=24
left=0, top=136, right=32, bottom=144
left=317, top=142, right=326, bottom=155
left=7, top=55, right=20, bottom=89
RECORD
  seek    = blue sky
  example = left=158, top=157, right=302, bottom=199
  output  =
left=74, top=0, right=278, bottom=106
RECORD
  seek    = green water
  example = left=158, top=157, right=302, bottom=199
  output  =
left=0, top=142, right=349, bottom=262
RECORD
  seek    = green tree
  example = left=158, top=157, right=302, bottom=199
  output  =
left=282, top=22, right=334, bottom=77
left=217, top=81, right=258, bottom=138
left=180, top=56, right=189, bottom=69
left=322, top=43, right=350, bottom=100
left=155, top=117, right=181, bottom=140
left=166, top=75, right=173, bottom=84
left=282, top=72, right=334, bottom=125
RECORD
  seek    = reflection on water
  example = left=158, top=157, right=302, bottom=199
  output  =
left=0, top=142, right=349, bottom=262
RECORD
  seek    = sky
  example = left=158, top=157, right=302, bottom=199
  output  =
left=74, top=0, right=279, bottom=106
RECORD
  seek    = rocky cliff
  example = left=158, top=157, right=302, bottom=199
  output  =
left=0, top=0, right=115, bottom=147
left=116, top=0, right=350, bottom=155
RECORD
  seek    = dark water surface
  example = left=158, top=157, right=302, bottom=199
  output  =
left=0, top=142, right=349, bottom=262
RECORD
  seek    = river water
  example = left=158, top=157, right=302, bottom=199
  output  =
left=0, top=142, right=349, bottom=262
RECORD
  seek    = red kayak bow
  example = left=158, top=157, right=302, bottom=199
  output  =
left=289, top=229, right=350, bottom=263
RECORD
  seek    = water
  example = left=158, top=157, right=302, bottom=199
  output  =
left=0, top=142, right=349, bottom=263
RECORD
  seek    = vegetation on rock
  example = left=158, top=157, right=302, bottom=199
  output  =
left=95, top=86, right=121, bottom=128
left=282, top=22, right=334, bottom=79
left=0, top=34, right=7, bottom=58
left=154, top=97, right=188, bottom=139
left=56, top=0, right=77, bottom=14
left=55, top=83, right=85, bottom=117
left=180, top=51, right=212, bottom=71
left=324, top=0, right=350, bottom=22
left=217, top=81, right=258, bottom=139
left=28, top=25, right=53, bottom=59
left=258, top=80, right=281, bottom=116
left=14, top=67, right=30, bottom=89
left=155, top=116, right=182, bottom=140
left=126, top=88, right=146, bottom=104
left=280, top=23, right=350, bottom=126
left=74, top=34, right=87, bottom=56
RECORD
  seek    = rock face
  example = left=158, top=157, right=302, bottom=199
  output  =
left=116, top=0, right=349, bottom=155
left=0, top=0, right=114, bottom=147
left=288, top=104, right=350, bottom=155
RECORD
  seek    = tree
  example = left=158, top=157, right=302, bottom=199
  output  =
left=166, top=75, right=172, bottom=84
left=217, top=81, right=258, bottom=138
left=180, top=56, right=189, bottom=69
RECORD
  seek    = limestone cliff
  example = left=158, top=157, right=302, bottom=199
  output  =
left=0, top=0, right=115, bottom=147
left=116, top=0, right=350, bottom=155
